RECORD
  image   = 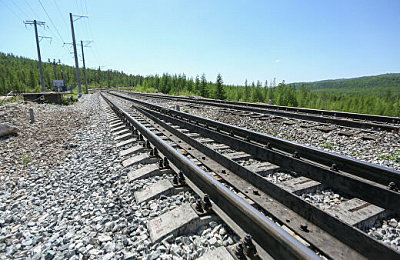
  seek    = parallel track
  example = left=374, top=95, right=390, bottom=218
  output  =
left=123, top=91, right=400, bottom=132
left=103, top=91, right=400, bottom=259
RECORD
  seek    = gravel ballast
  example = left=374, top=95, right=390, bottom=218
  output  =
left=0, top=94, right=237, bottom=259
left=136, top=96, right=400, bottom=171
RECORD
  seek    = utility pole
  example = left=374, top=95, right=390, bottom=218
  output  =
left=64, top=40, right=92, bottom=93
left=24, top=20, right=50, bottom=93
left=34, top=20, right=45, bottom=92
left=99, top=66, right=103, bottom=88
left=80, top=41, right=88, bottom=94
left=70, top=13, right=82, bottom=97
left=48, top=59, right=61, bottom=80
left=53, top=59, right=57, bottom=80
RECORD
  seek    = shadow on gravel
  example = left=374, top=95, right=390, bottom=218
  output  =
left=0, top=133, right=19, bottom=141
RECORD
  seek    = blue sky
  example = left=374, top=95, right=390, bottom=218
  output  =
left=1, top=0, right=399, bottom=85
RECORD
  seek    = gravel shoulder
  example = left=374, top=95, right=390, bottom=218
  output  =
left=0, top=94, right=237, bottom=259
left=0, top=97, right=91, bottom=186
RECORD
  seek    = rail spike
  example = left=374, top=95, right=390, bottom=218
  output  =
left=388, top=182, right=399, bottom=192
left=243, top=234, right=258, bottom=259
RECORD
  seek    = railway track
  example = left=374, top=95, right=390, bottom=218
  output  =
left=101, top=91, right=400, bottom=259
left=121, top=91, right=400, bottom=132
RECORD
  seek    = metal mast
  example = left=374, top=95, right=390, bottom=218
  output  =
left=24, top=20, right=50, bottom=92
left=70, top=13, right=82, bottom=97
left=81, top=41, right=88, bottom=94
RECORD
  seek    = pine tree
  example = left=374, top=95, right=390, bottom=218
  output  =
left=200, top=74, right=208, bottom=97
left=195, top=75, right=200, bottom=94
left=215, top=73, right=226, bottom=100
left=244, top=79, right=249, bottom=101
left=0, top=74, right=6, bottom=95
left=187, top=77, right=193, bottom=93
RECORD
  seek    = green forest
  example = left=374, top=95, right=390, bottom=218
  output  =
left=0, top=52, right=143, bottom=94
left=1, top=52, right=399, bottom=117
left=138, top=74, right=400, bottom=117
left=298, top=74, right=400, bottom=97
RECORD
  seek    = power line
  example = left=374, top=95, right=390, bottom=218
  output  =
left=80, top=0, right=85, bottom=15
left=10, top=0, right=29, bottom=18
left=83, top=0, right=88, bottom=14
left=53, top=0, right=69, bottom=30
left=83, top=10, right=103, bottom=66
left=78, top=0, right=90, bottom=38
left=90, top=47, right=100, bottom=65
left=0, top=0, right=23, bottom=21
left=81, top=16, right=91, bottom=42
left=32, top=0, right=72, bottom=64
left=75, top=0, right=81, bottom=14
left=84, top=0, right=93, bottom=39
left=77, top=0, right=102, bottom=66
left=36, top=0, right=72, bottom=60
left=53, top=44, right=63, bottom=58
left=24, top=0, right=41, bottom=20
left=37, top=0, right=65, bottom=44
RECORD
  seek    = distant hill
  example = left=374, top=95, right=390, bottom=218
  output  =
left=296, top=73, right=400, bottom=97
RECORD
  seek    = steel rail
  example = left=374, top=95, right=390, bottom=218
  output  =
left=133, top=101, right=400, bottom=216
left=152, top=92, right=400, bottom=124
left=118, top=92, right=400, bottom=216
left=124, top=91, right=400, bottom=131
left=133, top=103, right=400, bottom=259
left=106, top=92, right=400, bottom=259
left=110, top=91, right=400, bottom=189
left=101, top=93, right=320, bottom=260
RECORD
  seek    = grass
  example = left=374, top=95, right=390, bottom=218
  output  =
left=132, top=85, right=156, bottom=93
left=379, top=150, right=400, bottom=163
left=183, top=109, right=189, bottom=113
left=62, top=94, right=79, bottom=105
left=323, top=142, right=333, bottom=149
left=23, top=157, right=32, bottom=164
left=0, top=96, right=24, bottom=106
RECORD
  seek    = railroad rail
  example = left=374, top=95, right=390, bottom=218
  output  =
left=103, top=91, right=400, bottom=259
left=101, top=92, right=319, bottom=260
left=122, top=91, right=400, bottom=132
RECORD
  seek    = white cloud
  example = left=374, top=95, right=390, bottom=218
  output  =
left=275, top=59, right=280, bottom=63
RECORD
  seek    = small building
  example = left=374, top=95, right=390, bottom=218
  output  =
left=53, top=80, right=67, bottom=92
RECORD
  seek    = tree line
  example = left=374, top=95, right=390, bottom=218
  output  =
left=298, top=73, right=400, bottom=97
left=140, top=74, right=400, bottom=117
left=0, top=52, right=143, bottom=94
left=1, top=52, right=399, bottom=117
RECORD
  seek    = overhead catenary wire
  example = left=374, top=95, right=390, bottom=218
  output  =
left=37, top=0, right=65, bottom=44
left=78, top=0, right=103, bottom=66
left=80, top=11, right=91, bottom=41
left=1, top=0, right=89, bottom=69
left=10, top=0, right=30, bottom=19
left=37, top=0, right=75, bottom=65
left=83, top=0, right=88, bottom=14
left=74, top=0, right=81, bottom=14
left=16, top=0, right=101, bottom=70
left=52, top=0, right=69, bottom=31
left=86, top=20, right=104, bottom=66
left=80, top=0, right=103, bottom=67
left=24, top=0, right=41, bottom=20
left=0, top=0, right=23, bottom=21
left=80, top=0, right=85, bottom=15
left=53, top=43, right=64, bottom=59
left=36, top=0, right=72, bottom=60
left=89, top=47, right=101, bottom=65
